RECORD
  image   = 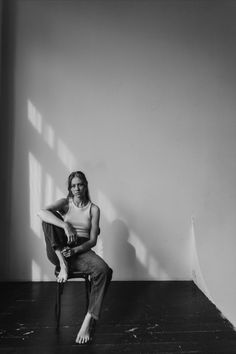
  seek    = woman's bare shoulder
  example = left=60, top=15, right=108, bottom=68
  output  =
left=90, top=203, right=100, bottom=215
left=44, top=198, right=69, bottom=213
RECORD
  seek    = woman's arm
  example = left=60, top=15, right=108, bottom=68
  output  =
left=37, top=198, right=77, bottom=243
left=37, top=198, right=67, bottom=226
left=62, top=204, right=100, bottom=257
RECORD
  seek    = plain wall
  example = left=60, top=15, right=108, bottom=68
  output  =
left=2, top=0, right=236, bottom=327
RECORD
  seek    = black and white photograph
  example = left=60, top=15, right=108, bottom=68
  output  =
left=1, top=0, right=236, bottom=353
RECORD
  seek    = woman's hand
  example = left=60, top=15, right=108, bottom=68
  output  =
left=63, top=222, right=77, bottom=244
left=61, top=246, right=77, bottom=258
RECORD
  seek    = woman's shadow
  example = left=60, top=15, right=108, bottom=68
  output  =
left=103, top=219, right=148, bottom=280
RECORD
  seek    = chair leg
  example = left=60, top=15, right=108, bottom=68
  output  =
left=55, top=282, right=64, bottom=328
left=85, top=277, right=91, bottom=311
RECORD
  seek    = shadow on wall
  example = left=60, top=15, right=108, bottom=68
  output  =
left=103, top=219, right=150, bottom=280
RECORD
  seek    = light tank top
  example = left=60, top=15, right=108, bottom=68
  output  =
left=63, top=199, right=92, bottom=238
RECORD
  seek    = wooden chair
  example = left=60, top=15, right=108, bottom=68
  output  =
left=41, top=212, right=98, bottom=329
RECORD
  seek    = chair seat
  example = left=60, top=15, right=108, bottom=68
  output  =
left=54, top=268, right=89, bottom=280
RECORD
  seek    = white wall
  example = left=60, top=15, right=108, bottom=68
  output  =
left=3, top=0, right=236, bottom=326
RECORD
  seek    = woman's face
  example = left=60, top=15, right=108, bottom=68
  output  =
left=70, top=176, right=86, bottom=199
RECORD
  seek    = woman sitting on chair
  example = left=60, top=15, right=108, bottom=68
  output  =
left=37, top=171, right=113, bottom=344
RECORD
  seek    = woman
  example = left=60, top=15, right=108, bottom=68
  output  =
left=37, top=171, right=112, bottom=344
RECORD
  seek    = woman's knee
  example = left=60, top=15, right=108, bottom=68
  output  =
left=96, top=263, right=113, bottom=280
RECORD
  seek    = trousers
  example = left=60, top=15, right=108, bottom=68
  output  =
left=42, top=215, right=112, bottom=320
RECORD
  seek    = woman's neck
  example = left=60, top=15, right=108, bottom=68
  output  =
left=73, top=196, right=87, bottom=207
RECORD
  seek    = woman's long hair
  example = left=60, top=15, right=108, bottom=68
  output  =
left=67, top=171, right=90, bottom=201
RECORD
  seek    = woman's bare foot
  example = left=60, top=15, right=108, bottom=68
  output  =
left=57, top=264, right=68, bottom=283
left=55, top=249, right=68, bottom=282
left=75, top=312, right=93, bottom=344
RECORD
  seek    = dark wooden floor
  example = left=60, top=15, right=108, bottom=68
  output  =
left=0, top=281, right=236, bottom=353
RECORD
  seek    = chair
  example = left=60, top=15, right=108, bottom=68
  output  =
left=54, top=268, right=91, bottom=329
left=41, top=212, right=98, bottom=329
left=41, top=214, right=92, bottom=329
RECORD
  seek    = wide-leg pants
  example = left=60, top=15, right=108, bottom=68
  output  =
left=42, top=217, right=112, bottom=320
